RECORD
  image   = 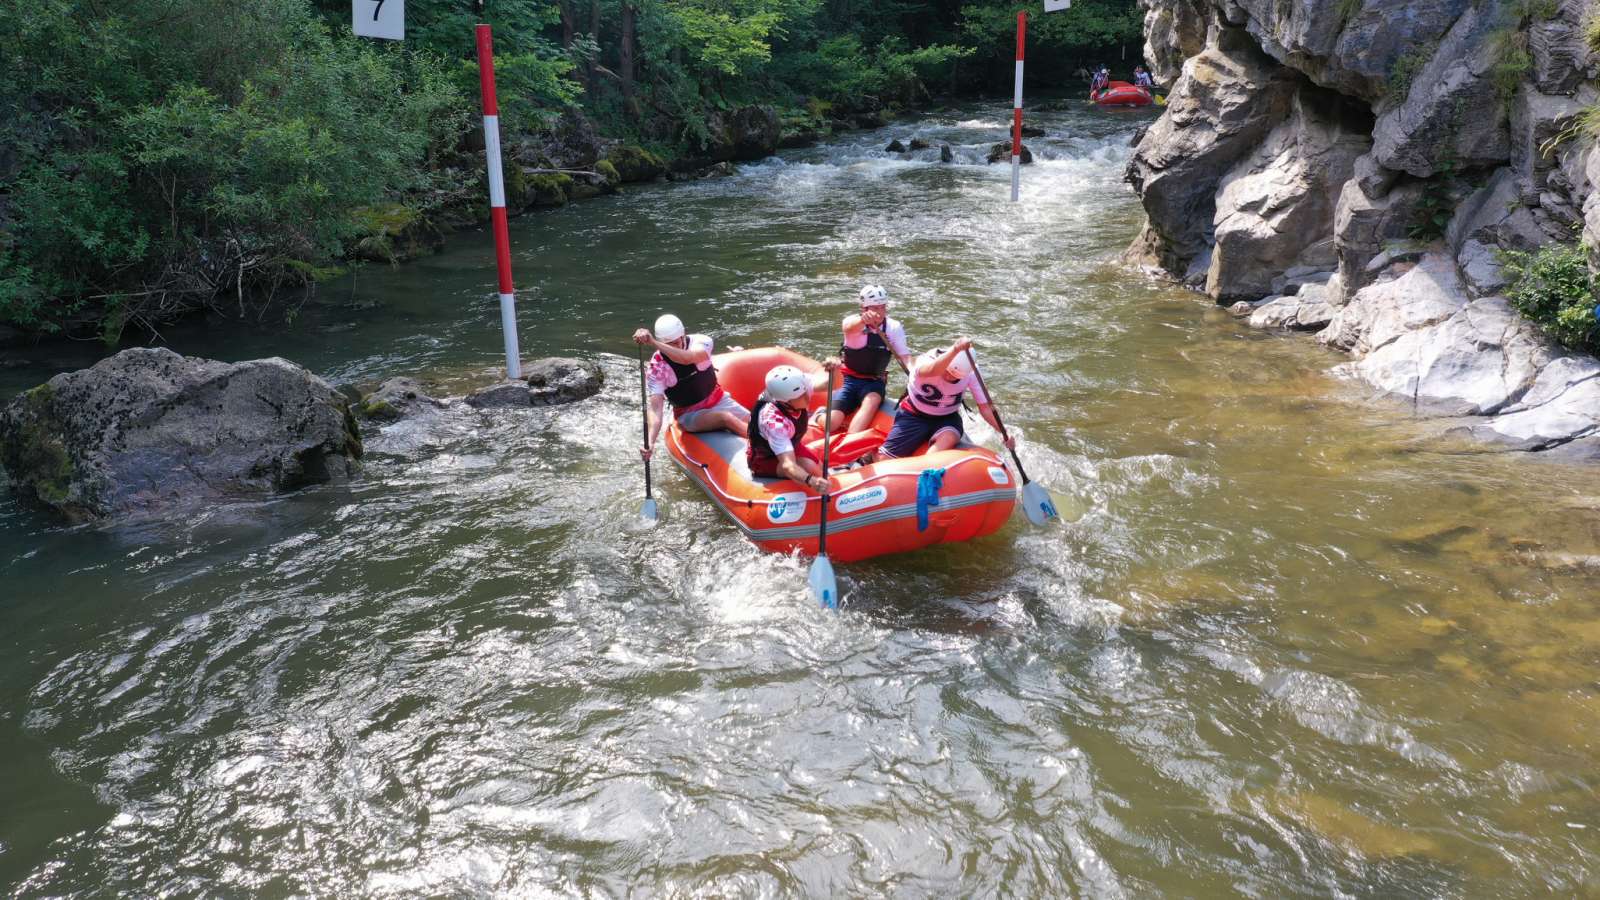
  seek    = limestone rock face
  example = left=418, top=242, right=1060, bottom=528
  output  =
left=1206, top=87, right=1371, bottom=300
left=0, top=348, right=361, bottom=521
left=1371, top=4, right=1511, bottom=177
left=1230, top=0, right=1472, bottom=103
left=1125, top=27, right=1297, bottom=273
left=1132, top=0, right=1600, bottom=459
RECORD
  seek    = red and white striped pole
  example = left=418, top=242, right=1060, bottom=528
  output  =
left=1010, top=10, right=1027, bottom=202
left=476, top=24, right=523, bottom=380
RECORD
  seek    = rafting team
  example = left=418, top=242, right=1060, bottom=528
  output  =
left=633, top=285, right=1013, bottom=495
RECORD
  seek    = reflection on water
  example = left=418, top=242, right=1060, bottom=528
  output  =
left=2, top=102, right=1598, bottom=895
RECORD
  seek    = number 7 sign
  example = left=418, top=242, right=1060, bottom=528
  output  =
left=354, top=0, right=404, bottom=40
left=1044, top=0, right=1071, bottom=10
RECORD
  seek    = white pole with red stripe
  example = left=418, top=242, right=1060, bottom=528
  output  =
left=1010, top=11, right=1027, bottom=202
left=476, top=23, right=523, bottom=380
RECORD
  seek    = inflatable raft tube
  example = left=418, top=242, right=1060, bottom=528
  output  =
left=1091, top=81, right=1153, bottom=107
left=665, top=347, right=1018, bottom=564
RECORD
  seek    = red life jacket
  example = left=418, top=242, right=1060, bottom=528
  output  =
left=747, top=396, right=806, bottom=474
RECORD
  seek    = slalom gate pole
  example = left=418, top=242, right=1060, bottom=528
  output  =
left=476, top=24, right=523, bottom=380
left=1010, top=11, right=1026, bottom=203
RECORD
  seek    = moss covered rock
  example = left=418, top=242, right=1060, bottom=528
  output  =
left=0, top=348, right=362, bottom=521
left=350, top=203, right=444, bottom=264
left=604, top=145, right=667, bottom=183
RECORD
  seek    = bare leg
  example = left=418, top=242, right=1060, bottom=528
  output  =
left=685, top=410, right=748, bottom=438
left=927, top=429, right=961, bottom=454
left=847, top=393, right=883, bottom=433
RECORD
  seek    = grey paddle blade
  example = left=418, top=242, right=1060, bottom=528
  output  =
left=808, top=555, right=838, bottom=610
left=1020, top=481, right=1058, bottom=527
left=641, top=497, right=659, bottom=521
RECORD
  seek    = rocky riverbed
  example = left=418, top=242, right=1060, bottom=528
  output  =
left=1128, top=0, right=1600, bottom=460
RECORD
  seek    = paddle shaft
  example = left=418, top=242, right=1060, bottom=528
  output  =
left=963, top=349, right=1034, bottom=485
left=638, top=345, right=653, bottom=499
left=818, top=367, right=833, bottom=556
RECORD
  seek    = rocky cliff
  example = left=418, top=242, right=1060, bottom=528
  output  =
left=1127, top=0, right=1600, bottom=459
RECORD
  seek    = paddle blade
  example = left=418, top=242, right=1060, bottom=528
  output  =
left=640, top=497, right=659, bottom=521
left=1020, top=481, right=1058, bottom=526
left=808, top=554, right=838, bottom=610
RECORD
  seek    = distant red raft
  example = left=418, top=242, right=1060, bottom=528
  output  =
left=1092, top=81, right=1154, bottom=107
left=665, top=347, right=1018, bottom=564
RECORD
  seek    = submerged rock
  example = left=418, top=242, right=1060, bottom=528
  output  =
left=466, top=381, right=533, bottom=409
left=885, top=139, right=907, bottom=153
left=359, top=377, right=443, bottom=422
left=986, top=141, right=1034, bottom=164
left=939, top=144, right=955, bottom=163
left=0, top=348, right=361, bottom=521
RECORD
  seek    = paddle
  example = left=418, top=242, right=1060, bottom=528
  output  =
left=637, top=344, right=658, bottom=521
left=807, top=365, right=839, bottom=609
left=964, top=349, right=1057, bottom=526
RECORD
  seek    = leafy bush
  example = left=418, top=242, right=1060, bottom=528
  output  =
left=1504, top=243, right=1600, bottom=354
left=1386, top=43, right=1436, bottom=105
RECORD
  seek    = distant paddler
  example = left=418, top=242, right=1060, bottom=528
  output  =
left=635, top=314, right=749, bottom=463
left=817, top=284, right=916, bottom=436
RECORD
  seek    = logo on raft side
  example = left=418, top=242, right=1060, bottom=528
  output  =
left=767, top=492, right=807, bottom=524
left=834, top=485, right=888, bottom=515
left=988, top=467, right=1010, bottom=485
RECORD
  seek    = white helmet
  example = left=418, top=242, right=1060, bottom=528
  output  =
left=764, top=365, right=809, bottom=403
left=654, top=313, right=686, bottom=343
left=858, top=284, right=888, bottom=307
left=945, top=346, right=975, bottom=379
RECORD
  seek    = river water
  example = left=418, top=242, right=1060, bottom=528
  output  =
left=3, top=102, right=1599, bottom=896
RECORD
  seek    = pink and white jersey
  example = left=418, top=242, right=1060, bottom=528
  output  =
left=644, top=334, right=715, bottom=397
left=756, top=401, right=799, bottom=455
left=905, top=348, right=988, bottom=416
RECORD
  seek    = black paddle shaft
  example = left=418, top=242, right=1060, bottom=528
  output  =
left=818, top=367, right=833, bottom=557
left=963, top=349, right=1034, bottom=486
left=638, top=345, right=653, bottom=499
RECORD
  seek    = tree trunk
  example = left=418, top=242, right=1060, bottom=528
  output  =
left=620, top=2, right=638, bottom=116
left=560, top=0, right=574, bottom=48
left=588, top=0, right=601, bottom=84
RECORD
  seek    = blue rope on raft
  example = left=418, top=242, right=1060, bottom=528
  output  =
left=916, top=467, right=946, bottom=532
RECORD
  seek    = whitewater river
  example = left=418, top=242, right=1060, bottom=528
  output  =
left=3, top=102, right=1599, bottom=896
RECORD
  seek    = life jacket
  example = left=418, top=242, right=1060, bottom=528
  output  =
left=662, top=354, right=719, bottom=411
left=747, top=396, right=807, bottom=472
left=840, top=327, right=892, bottom=380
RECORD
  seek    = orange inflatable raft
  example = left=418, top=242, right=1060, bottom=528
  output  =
left=1091, top=81, right=1154, bottom=107
left=665, top=348, right=1018, bottom=563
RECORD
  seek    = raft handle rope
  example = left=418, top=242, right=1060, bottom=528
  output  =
left=667, top=430, right=1006, bottom=507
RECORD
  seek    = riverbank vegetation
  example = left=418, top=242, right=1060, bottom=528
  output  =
left=0, top=0, right=1140, bottom=341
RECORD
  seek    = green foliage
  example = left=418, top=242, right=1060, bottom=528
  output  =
left=1386, top=43, right=1436, bottom=105
left=1409, top=157, right=1458, bottom=242
left=1504, top=243, right=1600, bottom=354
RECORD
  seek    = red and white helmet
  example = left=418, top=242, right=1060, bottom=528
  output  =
left=764, top=365, right=809, bottom=402
left=858, top=284, right=888, bottom=307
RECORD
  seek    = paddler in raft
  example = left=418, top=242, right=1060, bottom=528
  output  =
left=816, top=283, right=916, bottom=436
left=876, top=337, right=1014, bottom=460
left=749, top=363, right=837, bottom=493
left=635, top=313, right=750, bottom=462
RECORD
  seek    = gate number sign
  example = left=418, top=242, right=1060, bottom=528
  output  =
left=1044, top=0, right=1071, bottom=11
left=354, top=0, right=404, bottom=40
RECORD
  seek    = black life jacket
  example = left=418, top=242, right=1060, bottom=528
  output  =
left=841, top=326, right=892, bottom=380
left=747, top=396, right=807, bottom=471
left=662, top=353, right=718, bottom=410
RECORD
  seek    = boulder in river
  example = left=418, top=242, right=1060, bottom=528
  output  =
left=0, top=348, right=362, bottom=522
left=885, top=139, right=907, bottom=153
left=939, top=144, right=955, bottom=163
left=464, top=358, right=604, bottom=409
left=909, top=138, right=931, bottom=151
left=524, top=357, right=603, bottom=406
